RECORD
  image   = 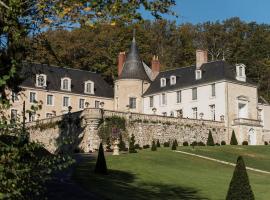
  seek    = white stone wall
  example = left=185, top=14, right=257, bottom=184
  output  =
left=258, top=103, right=270, bottom=130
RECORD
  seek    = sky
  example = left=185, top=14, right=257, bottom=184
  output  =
left=143, top=0, right=270, bottom=24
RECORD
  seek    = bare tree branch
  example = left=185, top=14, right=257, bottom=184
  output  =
left=0, top=1, right=10, bottom=9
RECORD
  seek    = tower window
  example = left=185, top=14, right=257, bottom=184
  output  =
left=36, top=74, right=47, bottom=87
left=61, top=77, right=71, bottom=91
left=170, top=76, right=176, bottom=85
left=160, top=78, right=166, bottom=87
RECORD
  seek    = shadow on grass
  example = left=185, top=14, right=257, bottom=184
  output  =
left=73, top=155, right=208, bottom=200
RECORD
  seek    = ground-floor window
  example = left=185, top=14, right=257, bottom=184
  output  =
left=192, top=107, right=198, bottom=119
left=129, top=97, right=136, bottom=109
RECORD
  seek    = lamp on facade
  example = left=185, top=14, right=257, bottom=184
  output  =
left=68, top=106, right=72, bottom=113
left=220, top=115, right=225, bottom=122
left=199, top=112, right=204, bottom=119
left=100, top=102, right=105, bottom=109
left=85, top=102, right=89, bottom=108
left=152, top=107, right=157, bottom=115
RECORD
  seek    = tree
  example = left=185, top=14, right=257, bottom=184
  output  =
left=207, top=130, right=215, bottom=146
left=171, top=140, right=177, bottom=150
left=156, top=139, right=161, bottom=147
left=129, top=134, right=137, bottom=153
left=94, top=143, right=108, bottom=174
left=230, top=130, right=238, bottom=145
left=226, top=156, right=254, bottom=200
left=151, top=140, right=157, bottom=151
left=118, top=133, right=127, bottom=151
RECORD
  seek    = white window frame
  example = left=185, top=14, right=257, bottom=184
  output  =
left=170, top=76, right=176, bottom=85
left=29, top=91, right=37, bottom=103
left=61, top=77, right=71, bottom=91
left=79, top=98, right=85, bottom=109
left=192, top=107, right=198, bottom=119
left=161, top=93, right=167, bottom=106
left=236, top=64, right=246, bottom=82
left=36, top=74, right=47, bottom=87
left=195, top=70, right=202, bottom=80
left=129, top=97, right=136, bottom=109
left=46, top=94, right=54, bottom=106
left=160, top=78, right=166, bottom=87
left=28, top=112, right=36, bottom=122
left=84, top=80, right=94, bottom=94
left=11, top=91, right=19, bottom=102
left=62, top=96, right=70, bottom=108
left=149, top=96, right=154, bottom=108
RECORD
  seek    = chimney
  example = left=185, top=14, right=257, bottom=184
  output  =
left=151, top=55, right=160, bottom=78
left=196, top=49, right=208, bottom=69
left=118, top=52, right=126, bottom=77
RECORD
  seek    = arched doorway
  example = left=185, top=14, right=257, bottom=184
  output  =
left=248, top=128, right=256, bottom=145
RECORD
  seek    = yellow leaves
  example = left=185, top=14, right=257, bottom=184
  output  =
left=83, top=7, right=92, bottom=12
left=44, top=18, right=52, bottom=24
left=110, top=21, right=116, bottom=26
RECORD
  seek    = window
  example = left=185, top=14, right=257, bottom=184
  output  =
left=29, top=92, right=36, bottom=103
left=149, top=96, right=154, bottom=107
left=236, top=64, right=246, bottom=82
left=239, top=66, right=243, bottom=76
left=195, top=70, right=202, bottom=80
left=11, top=91, right=19, bottom=102
left=79, top=99, right=85, bottom=109
left=258, top=109, right=262, bottom=121
left=129, top=97, right=136, bottom=109
left=61, top=78, right=71, bottom=91
left=176, top=91, right=181, bottom=103
left=46, top=113, right=53, bottom=118
left=95, top=100, right=100, bottom=108
left=210, top=105, right=215, bottom=120
left=160, top=78, right=166, bottom=87
left=192, top=88, right=197, bottom=100
left=47, top=94, right=53, bottom=105
left=29, top=112, right=36, bottom=122
left=211, top=84, right=216, bottom=97
left=192, top=107, right=198, bottom=119
left=63, top=96, right=70, bottom=107
left=170, top=76, right=176, bottom=85
left=11, top=109, right=17, bottom=122
left=36, top=74, right=46, bottom=87
left=84, top=81, right=94, bottom=94
left=161, top=93, right=167, bottom=105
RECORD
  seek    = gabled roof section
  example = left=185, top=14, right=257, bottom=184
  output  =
left=144, top=60, right=256, bottom=96
left=119, top=37, right=151, bottom=81
left=20, top=63, right=114, bottom=98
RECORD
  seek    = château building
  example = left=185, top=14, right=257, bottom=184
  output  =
left=6, top=35, right=270, bottom=145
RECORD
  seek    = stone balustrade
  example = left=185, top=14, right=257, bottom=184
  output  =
left=233, top=118, right=262, bottom=127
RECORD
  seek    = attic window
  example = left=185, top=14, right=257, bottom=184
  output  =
left=236, top=64, right=246, bottom=82
left=84, top=80, right=94, bottom=94
left=36, top=74, right=47, bottom=87
left=170, top=76, right=176, bottom=85
left=160, top=78, right=166, bottom=87
left=195, top=70, right=202, bottom=80
left=61, top=77, right=71, bottom=91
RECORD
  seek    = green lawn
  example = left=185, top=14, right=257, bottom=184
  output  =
left=73, top=147, right=270, bottom=200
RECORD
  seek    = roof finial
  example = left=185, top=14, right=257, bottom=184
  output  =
left=132, top=29, right=136, bottom=42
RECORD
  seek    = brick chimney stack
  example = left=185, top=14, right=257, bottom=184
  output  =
left=196, top=49, right=208, bottom=69
left=118, top=52, right=126, bottom=77
left=151, top=55, right=160, bottom=78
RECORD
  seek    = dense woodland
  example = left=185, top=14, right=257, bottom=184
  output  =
left=26, top=18, right=270, bottom=101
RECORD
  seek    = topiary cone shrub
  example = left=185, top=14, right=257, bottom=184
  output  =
left=207, top=130, right=215, bottom=146
left=242, top=141, right=248, bottom=145
left=129, top=134, right=137, bottom=153
left=226, top=156, right=254, bottom=200
left=230, top=130, right=238, bottom=145
left=156, top=139, right=161, bottom=147
left=171, top=140, right=177, bottom=150
left=94, top=143, right=108, bottom=175
left=151, top=141, right=157, bottom=151
left=183, top=141, right=189, bottom=146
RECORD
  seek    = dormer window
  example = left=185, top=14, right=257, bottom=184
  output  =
left=236, top=64, right=246, bottom=82
left=160, top=78, right=166, bottom=87
left=195, top=70, right=202, bottom=80
left=36, top=74, right=46, bottom=87
left=61, top=77, right=71, bottom=91
left=84, top=80, right=94, bottom=94
left=170, top=76, right=176, bottom=85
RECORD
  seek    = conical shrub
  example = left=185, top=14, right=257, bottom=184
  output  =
left=151, top=141, right=157, bottom=151
left=207, top=130, right=215, bottom=146
left=230, top=130, right=238, bottom=145
left=129, top=134, right=137, bottom=153
left=156, top=139, right=161, bottom=147
left=94, top=143, right=108, bottom=174
left=226, top=156, right=254, bottom=200
left=171, top=140, right=177, bottom=150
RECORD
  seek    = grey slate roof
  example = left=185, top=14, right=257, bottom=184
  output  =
left=144, top=60, right=256, bottom=96
left=119, top=37, right=151, bottom=81
left=20, top=63, right=114, bottom=98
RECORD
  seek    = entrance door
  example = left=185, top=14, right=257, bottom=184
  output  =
left=248, top=128, right=256, bottom=145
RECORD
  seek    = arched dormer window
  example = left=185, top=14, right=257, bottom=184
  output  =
left=160, top=78, right=166, bottom=87
left=195, top=70, right=202, bottom=80
left=84, top=80, right=94, bottom=94
left=170, top=76, right=176, bottom=85
left=61, top=77, right=71, bottom=91
left=36, top=74, right=47, bottom=87
left=236, top=64, right=246, bottom=82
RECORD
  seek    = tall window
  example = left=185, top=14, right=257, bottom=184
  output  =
left=36, top=74, right=46, bottom=87
left=210, top=104, right=215, bottom=120
left=211, top=84, right=216, bottom=97
left=47, top=94, right=53, bottom=105
left=176, top=91, right=181, bottom=103
left=63, top=96, right=69, bottom=107
left=29, top=112, right=36, bottom=122
left=149, top=96, right=154, bottom=107
left=11, top=109, right=17, bottom=122
left=79, top=99, right=85, bottom=109
left=192, top=107, right=198, bottom=119
left=95, top=100, right=100, bottom=108
left=46, top=113, right=53, bottom=118
left=84, top=81, right=94, bottom=94
left=161, top=93, right=167, bottom=105
left=61, top=78, right=71, bottom=91
left=192, top=88, right=197, bottom=100
left=11, top=91, right=19, bottom=102
left=29, top=92, right=36, bottom=103
left=129, top=97, right=136, bottom=109
left=160, top=78, right=166, bottom=87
